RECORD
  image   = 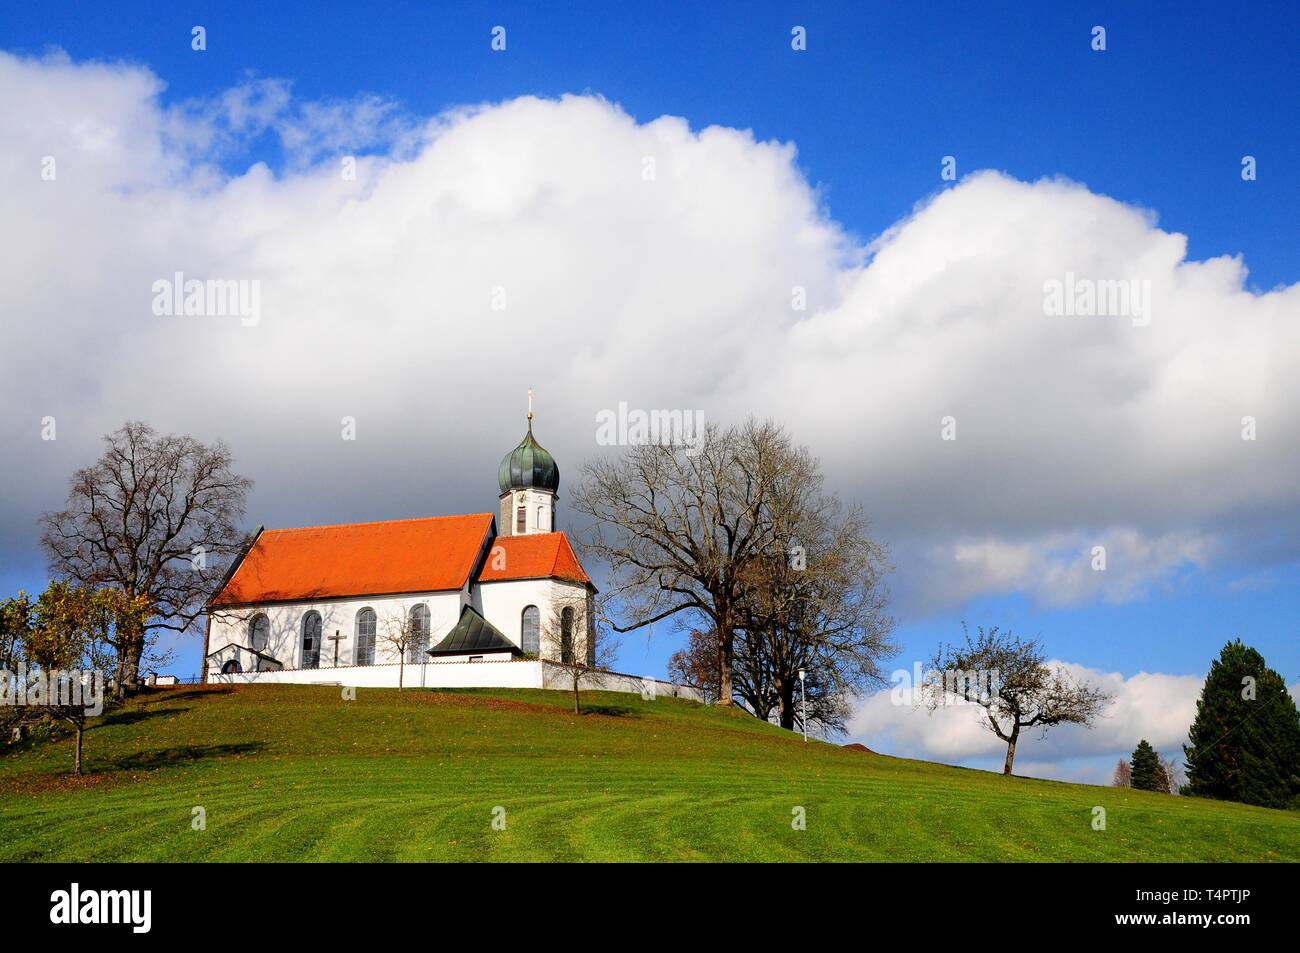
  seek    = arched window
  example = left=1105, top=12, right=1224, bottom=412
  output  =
left=407, top=604, right=431, bottom=663
left=560, top=606, right=575, bottom=664
left=516, top=505, right=527, bottom=534
left=521, top=605, right=540, bottom=656
left=301, top=611, right=322, bottom=669
left=221, top=659, right=242, bottom=674
left=249, top=614, right=270, bottom=652
left=537, top=506, right=546, bottom=531
left=355, top=607, right=376, bottom=666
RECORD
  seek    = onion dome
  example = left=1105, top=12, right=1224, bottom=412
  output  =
left=498, top=417, right=559, bottom=494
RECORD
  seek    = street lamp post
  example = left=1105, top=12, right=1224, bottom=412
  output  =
left=798, top=668, right=807, bottom=742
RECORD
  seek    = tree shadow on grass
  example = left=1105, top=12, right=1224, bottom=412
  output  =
left=137, top=687, right=233, bottom=705
left=582, top=703, right=640, bottom=718
left=95, top=707, right=191, bottom=729
left=2, top=706, right=190, bottom=760
left=2, top=741, right=270, bottom=791
left=103, top=741, right=267, bottom=773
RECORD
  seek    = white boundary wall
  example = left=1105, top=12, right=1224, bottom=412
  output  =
left=206, top=658, right=704, bottom=702
left=541, top=663, right=704, bottom=702
left=208, top=658, right=542, bottom=689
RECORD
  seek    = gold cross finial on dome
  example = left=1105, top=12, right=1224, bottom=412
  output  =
left=527, top=388, right=533, bottom=425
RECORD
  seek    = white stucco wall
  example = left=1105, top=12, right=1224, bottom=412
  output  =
left=207, top=574, right=594, bottom=676
left=472, top=577, right=592, bottom=661
left=208, top=590, right=465, bottom=674
left=207, top=558, right=614, bottom=691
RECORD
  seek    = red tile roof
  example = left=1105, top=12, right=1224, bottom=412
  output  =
left=211, top=514, right=495, bottom=606
left=477, top=532, right=592, bottom=587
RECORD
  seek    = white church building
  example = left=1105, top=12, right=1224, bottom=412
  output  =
left=202, top=407, right=699, bottom=700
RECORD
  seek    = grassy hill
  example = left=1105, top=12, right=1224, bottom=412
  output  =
left=1, top=684, right=1297, bottom=862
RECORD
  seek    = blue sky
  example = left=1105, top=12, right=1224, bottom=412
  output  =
left=1, top=1, right=1296, bottom=779
left=5, top=1, right=1296, bottom=288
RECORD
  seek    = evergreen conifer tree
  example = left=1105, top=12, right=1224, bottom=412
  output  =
left=1184, top=640, right=1300, bottom=809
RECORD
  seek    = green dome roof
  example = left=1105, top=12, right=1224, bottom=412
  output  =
left=498, top=424, right=559, bottom=494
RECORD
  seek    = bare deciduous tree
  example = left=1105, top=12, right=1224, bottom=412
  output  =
left=668, top=629, right=721, bottom=704
left=543, top=595, right=619, bottom=714
left=733, top=452, right=896, bottom=734
left=39, top=421, right=252, bottom=695
left=1159, top=754, right=1185, bottom=795
left=377, top=603, right=431, bottom=691
left=651, top=439, right=895, bottom=735
left=571, top=419, right=797, bottom=706
left=1112, top=758, right=1132, bottom=788
left=924, top=625, right=1112, bottom=776
left=672, top=620, right=880, bottom=736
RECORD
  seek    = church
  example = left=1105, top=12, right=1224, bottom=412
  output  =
left=202, top=403, right=698, bottom=700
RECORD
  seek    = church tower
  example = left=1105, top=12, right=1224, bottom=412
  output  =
left=497, top=390, right=559, bottom=536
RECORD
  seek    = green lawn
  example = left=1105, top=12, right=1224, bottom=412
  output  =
left=1, top=684, right=1296, bottom=861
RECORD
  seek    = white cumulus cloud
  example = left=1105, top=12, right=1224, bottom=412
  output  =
left=848, top=661, right=1203, bottom=783
left=1, top=49, right=1297, bottom=628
